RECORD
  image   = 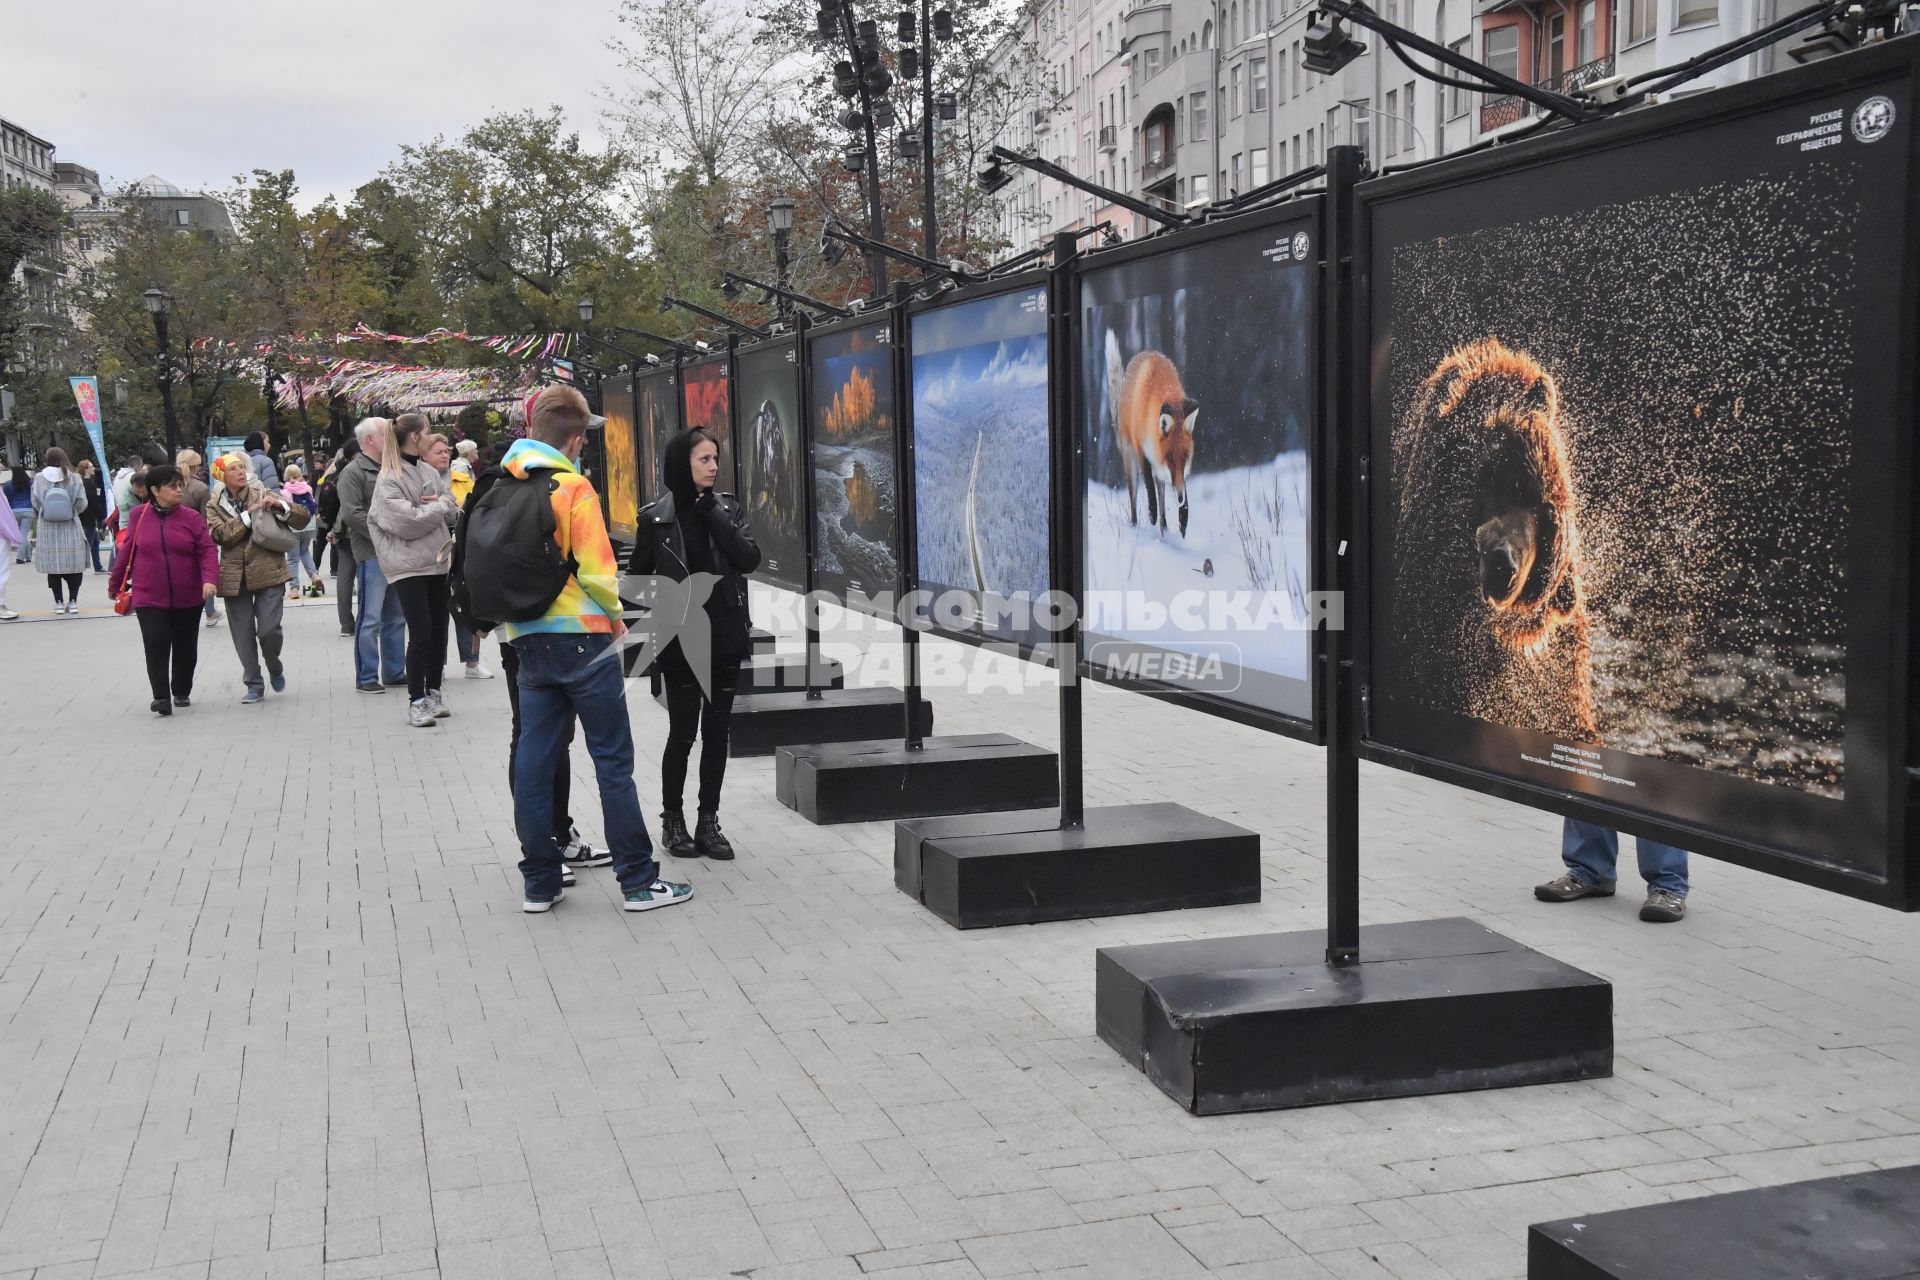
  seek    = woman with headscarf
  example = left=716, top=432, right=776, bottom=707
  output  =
left=31, top=447, right=90, bottom=613
left=368, top=414, right=457, bottom=728
left=107, top=464, right=219, bottom=715
left=625, top=427, right=760, bottom=861
left=206, top=450, right=309, bottom=704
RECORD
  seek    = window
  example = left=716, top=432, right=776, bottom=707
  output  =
left=1251, top=146, right=1269, bottom=185
left=1251, top=57, right=1269, bottom=110
left=1190, top=173, right=1210, bottom=205
left=1279, top=140, right=1289, bottom=174
left=1447, top=39, right=1471, bottom=117
left=1231, top=65, right=1242, bottom=116
left=1191, top=92, right=1208, bottom=140
left=1547, top=11, right=1567, bottom=81
left=1327, top=106, right=1339, bottom=146
left=1292, top=41, right=1302, bottom=95
left=1144, top=46, right=1161, bottom=78
left=1384, top=91, right=1398, bottom=157
left=1229, top=2, right=1239, bottom=45
left=1484, top=25, right=1519, bottom=82
left=1308, top=127, right=1318, bottom=165
left=174, top=208, right=191, bottom=226
left=1231, top=151, right=1244, bottom=192
left=1404, top=81, right=1416, bottom=150
left=1292, top=133, right=1301, bottom=170
left=1676, top=0, right=1718, bottom=26
left=1578, top=0, right=1597, bottom=64
left=1201, top=19, right=1212, bottom=48
left=1628, top=0, right=1657, bottom=43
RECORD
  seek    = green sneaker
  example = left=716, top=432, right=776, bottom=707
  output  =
left=623, top=879, right=693, bottom=913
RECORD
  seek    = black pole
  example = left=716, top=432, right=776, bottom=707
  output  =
left=773, top=231, right=794, bottom=324
left=795, top=311, right=825, bottom=700
left=893, top=281, right=923, bottom=750
left=920, top=0, right=937, bottom=260
left=1047, top=231, right=1083, bottom=830
left=1323, top=144, right=1364, bottom=966
left=153, top=312, right=179, bottom=457
left=263, top=353, right=281, bottom=454
left=834, top=3, right=888, bottom=295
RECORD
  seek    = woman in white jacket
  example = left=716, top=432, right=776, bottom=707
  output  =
left=368, top=413, right=458, bottom=728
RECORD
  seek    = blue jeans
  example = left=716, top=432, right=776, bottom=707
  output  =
left=354, top=556, right=407, bottom=686
left=511, top=632, right=657, bottom=900
left=1562, top=818, right=1688, bottom=897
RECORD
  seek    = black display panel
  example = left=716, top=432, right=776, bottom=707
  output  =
left=735, top=338, right=807, bottom=593
left=681, top=356, right=734, bottom=494
left=809, top=316, right=901, bottom=612
left=603, top=371, right=639, bottom=544
left=1077, top=202, right=1321, bottom=729
left=637, top=367, right=679, bottom=504
left=909, top=277, right=1051, bottom=647
left=1359, top=43, right=1918, bottom=906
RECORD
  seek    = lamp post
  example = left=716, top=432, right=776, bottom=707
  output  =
left=576, top=298, right=603, bottom=412
left=144, top=286, right=181, bottom=456
left=768, top=197, right=796, bottom=324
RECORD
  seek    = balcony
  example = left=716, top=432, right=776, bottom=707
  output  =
left=1033, top=107, right=1052, bottom=135
left=1478, top=55, right=1615, bottom=133
left=1098, top=124, right=1118, bottom=153
left=1141, top=147, right=1177, bottom=190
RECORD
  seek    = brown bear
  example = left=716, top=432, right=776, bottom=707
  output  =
left=1391, top=338, right=1598, bottom=741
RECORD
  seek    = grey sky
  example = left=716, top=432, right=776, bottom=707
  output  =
left=2, top=0, right=631, bottom=207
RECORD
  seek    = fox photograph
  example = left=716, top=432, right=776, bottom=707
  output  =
left=810, top=320, right=900, bottom=606
left=682, top=357, right=734, bottom=491
left=1368, top=91, right=1912, bottom=873
left=736, top=340, right=806, bottom=592
left=1078, top=217, right=1317, bottom=722
left=602, top=372, right=639, bottom=543
left=910, top=284, right=1050, bottom=646
left=637, top=369, right=678, bottom=502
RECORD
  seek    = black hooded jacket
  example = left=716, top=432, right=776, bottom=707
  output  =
left=627, top=430, right=761, bottom=662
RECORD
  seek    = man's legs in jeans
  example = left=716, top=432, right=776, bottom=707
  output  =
left=354, top=555, right=406, bottom=686
left=510, top=634, right=657, bottom=901
left=1635, top=838, right=1688, bottom=897
left=1562, top=818, right=1688, bottom=897
left=503, top=641, right=576, bottom=846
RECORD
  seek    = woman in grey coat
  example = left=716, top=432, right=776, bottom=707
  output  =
left=32, top=447, right=90, bottom=614
left=369, top=413, right=458, bottom=728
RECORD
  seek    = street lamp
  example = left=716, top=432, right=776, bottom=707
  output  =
left=577, top=298, right=595, bottom=326
left=143, top=286, right=181, bottom=456
left=768, top=197, right=796, bottom=323
left=574, top=299, right=600, bottom=413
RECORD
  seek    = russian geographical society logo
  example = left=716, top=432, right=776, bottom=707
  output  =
left=1292, top=231, right=1311, bottom=261
left=1852, top=95, right=1896, bottom=144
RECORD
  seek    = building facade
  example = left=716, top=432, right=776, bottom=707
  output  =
left=1, top=117, right=56, bottom=194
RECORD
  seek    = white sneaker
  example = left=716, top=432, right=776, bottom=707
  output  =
left=522, top=887, right=565, bottom=913
left=407, top=698, right=437, bottom=728
left=464, top=662, right=495, bottom=680
left=0, top=609, right=17, bottom=621
left=428, top=689, right=450, bottom=718
left=204, top=610, right=221, bottom=628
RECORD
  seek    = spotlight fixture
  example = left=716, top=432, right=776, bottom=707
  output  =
left=694, top=340, right=712, bottom=353
left=863, top=63, right=894, bottom=94
left=897, top=8, right=916, bottom=40
left=839, top=107, right=868, bottom=131
left=857, top=18, right=879, bottom=54
left=976, top=157, right=1011, bottom=193
left=843, top=141, right=868, bottom=172
left=816, top=4, right=838, bottom=37
left=899, top=46, right=920, bottom=78
left=936, top=91, right=957, bottom=120
left=832, top=60, right=859, bottom=98
left=821, top=230, right=849, bottom=266
left=644, top=353, right=662, bottom=367
left=872, top=98, right=896, bottom=129
left=848, top=297, right=867, bottom=314
left=1101, top=225, right=1123, bottom=247
left=1302, top=11, right=1366, bottom=75
left=932, top=7, right=953, bottom=39
left=896, top=129, right=921, bottom=162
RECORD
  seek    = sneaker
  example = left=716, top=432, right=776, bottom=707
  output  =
left=660, top=811, right=698, bottom=859
left=356, top=682, right=387, bottom=694
left=694, top=812, right=735, bottom=861
left=560, top=863, right=577, bottom=888
left=340, top=627, right=354, bottom=637
left=523, top=887, right=565, bottom=914
left=241, top=688, right=264, bottom=705
left=407, top=698, right=437, bottom=728
left=173, top=696, right=191, bottom=708
left=562, top=828, right=613, bottom=867
left=383, top=676, right=407, bottom=687
left=205, top=610, right=221, bottom=628
left=0, top=609, right=17, bottom=621
left=1534, top=872, right=1615, bottom=902
left=464, top=662, right=495, bottom=680
left=150, top=699, right=172, bottom=717
left=1639, top=889, right=1687, bottom=923
left=428, top=689, right=450, bottom=718
left=623, top=879, right=693, bottom=912
left=270, top=671, right=286, bottom=694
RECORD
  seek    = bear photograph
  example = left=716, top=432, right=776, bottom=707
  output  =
left=1370, top=130, right=1897, bottom=838
left=602, top=372, right=639, bottom=544
left=1078, top=216, right=1317, bottom=723
left=637, top=369, right=678, bottom=503
left=809, top=320, right=900, bottom=608
left=736, top=339, right=806, bottom=593
left=909, top=284, right=1050, bottom=647
left=682, top=357, right=734, bottom=492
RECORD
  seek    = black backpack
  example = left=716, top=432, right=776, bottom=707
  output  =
left=462, top=471, right=577, bottom=624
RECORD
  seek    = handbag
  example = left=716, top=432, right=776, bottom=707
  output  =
left=113, top=506, right=147, bottom=616
left=249, top=503, right=298, bottom=554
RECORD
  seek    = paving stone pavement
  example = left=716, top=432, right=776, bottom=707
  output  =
left=2, top=570, right=1917, bottom=1279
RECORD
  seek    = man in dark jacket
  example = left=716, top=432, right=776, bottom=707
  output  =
left=317, top=442, right=358, bottom=635
left=244, top=432, right=281, bottom=492
left=337, top=419, right=405, bottom=691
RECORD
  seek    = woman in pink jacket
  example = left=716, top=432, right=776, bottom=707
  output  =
left=107, top=464, right=219, bottom=717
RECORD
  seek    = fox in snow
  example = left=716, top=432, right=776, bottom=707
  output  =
left=1105, top=330, right=1197, bottom=537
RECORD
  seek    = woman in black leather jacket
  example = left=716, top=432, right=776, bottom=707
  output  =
left=627, top=428, right=761, bottom=860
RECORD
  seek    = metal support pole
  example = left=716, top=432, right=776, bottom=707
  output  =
left=893, top=280, right=924, bottom=750
left=795, top=312, right=825, bottom=701
left=920, top=0, right=937, bottom=260
left=1322, top=144, right=1364, bottom=966
left=153, top=312, right=180, bottom=457
left=1047, top=231, right=1084, bottom=830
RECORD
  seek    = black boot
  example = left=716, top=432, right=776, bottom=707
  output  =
left=150, top=699, right=172, bottom=717
left=660, top=811, right=698, bottom=859
left=695, top=812, right=735, bottom=861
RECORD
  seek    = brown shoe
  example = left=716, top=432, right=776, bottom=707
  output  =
left=1534, top=872, right=1615, bottom=902
left=1639, top=889, right=1686, bottom=923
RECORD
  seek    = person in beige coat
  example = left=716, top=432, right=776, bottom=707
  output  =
left=369, top=414, right=458, bottom=727
left=206, top=451, right=311, bottom=704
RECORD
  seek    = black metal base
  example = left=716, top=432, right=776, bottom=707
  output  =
left=749, top=627, right=775, bottom=655
left=1096, top=918, right=1612, bottom=1114
left=774, top=734, right=1059, bottom=824
left=1530, top=1165, right=1920, bottom=1279
left=895, top=802, right=1260, bottom=929
left=739, top=652, right=846, bottom=694
left=723, top=688, right=934, bottom=758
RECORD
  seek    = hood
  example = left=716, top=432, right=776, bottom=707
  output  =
left=503, top=437, right=579, bottom=481
left=661, top=429, right=701, bottom=508
left=39, top=466, right=69, bottom=483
